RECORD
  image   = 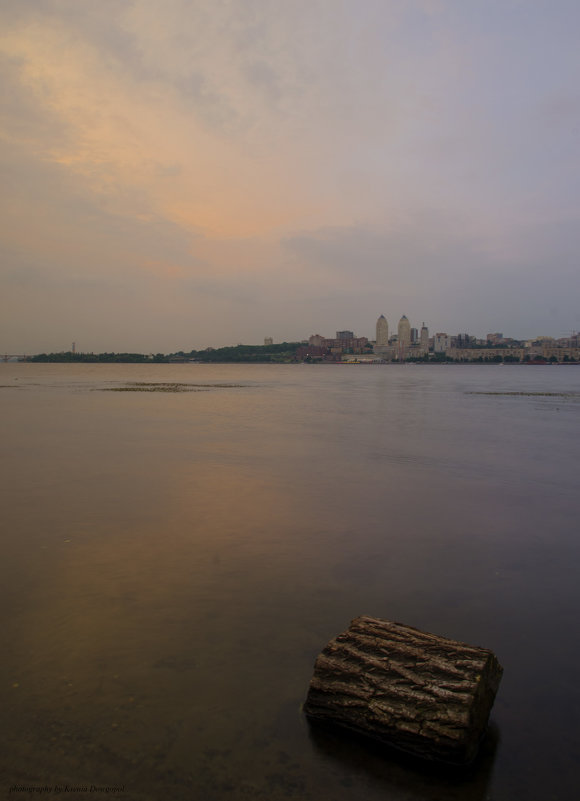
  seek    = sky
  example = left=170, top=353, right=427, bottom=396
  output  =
left=1, top=0, right=579, bottom=353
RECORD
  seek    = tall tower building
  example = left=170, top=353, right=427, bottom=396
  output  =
left=376, top=315, right=389, bottom=346
left=398, top=315, right=411, bottom=347
left=420, top=322, right=429, bottom=352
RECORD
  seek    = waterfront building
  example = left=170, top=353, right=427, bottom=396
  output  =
left=420, top=323, right=429, bottom=353
left=539, top=345, right=580, bottom=362
left=449, top=347, right=525, bottom=362
left=376, top=315, right=389, bottom=346
left=306, top=331, right=369, bottom=358
left=454, top=334, right=475, bottom=347
left=433, top=333, right=450, bottom=354
left=398, top=316, right=411, bottom=347
left=373, top=314, right=430, bottom=360
left=396, top=315, right=411, bottom=360
left=374, top=314, right=394, bottom=359
left=308, top=334, right=326, bottom=347
left=295, top=344, right=327, bottom=361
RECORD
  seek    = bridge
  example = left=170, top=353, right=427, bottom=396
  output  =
left=2, top=354, right=27, bottom=362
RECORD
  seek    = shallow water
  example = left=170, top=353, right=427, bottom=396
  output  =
left=1, top=363, right=579, bottom=800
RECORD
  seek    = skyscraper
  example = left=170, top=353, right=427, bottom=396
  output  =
left=420, top=322, right=429, bottom=353
left=398, top=315, right=411, bottom=347
left=376, top=315, right=389, bottom=346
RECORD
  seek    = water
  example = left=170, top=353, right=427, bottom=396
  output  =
left=1, top=363, right=579, bottom=800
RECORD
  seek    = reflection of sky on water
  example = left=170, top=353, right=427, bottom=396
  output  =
left=1, top=363, right=579, bottom=799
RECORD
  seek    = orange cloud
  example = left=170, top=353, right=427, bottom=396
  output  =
left=0, top=15, right=359, bottom=244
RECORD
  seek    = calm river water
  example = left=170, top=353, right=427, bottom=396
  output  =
left=1, top=363, right=579, bottom=800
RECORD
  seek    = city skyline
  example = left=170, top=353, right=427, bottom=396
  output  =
left=6, top=312, right=579, bottom=361
left=3, top=309, right=580, bottom=359
left=2, top=2, right=580, bottom=353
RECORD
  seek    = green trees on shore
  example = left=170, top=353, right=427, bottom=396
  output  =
left=27, top=352, right=169, bottom=363
left=25, top=343, right=302, bottom=363
left=187, top=342, right=301, bottom=362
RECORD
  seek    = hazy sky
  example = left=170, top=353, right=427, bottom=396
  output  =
left=2, top=0, right=579, bottom=352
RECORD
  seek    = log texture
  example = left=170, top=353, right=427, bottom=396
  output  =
left=304, top=616, right=503, bottom=764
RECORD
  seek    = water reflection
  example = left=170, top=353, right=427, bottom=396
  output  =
left=307, top=720, right=500, bottom=801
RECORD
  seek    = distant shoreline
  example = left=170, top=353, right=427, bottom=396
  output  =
left=7, top=358, right=579, bottom=366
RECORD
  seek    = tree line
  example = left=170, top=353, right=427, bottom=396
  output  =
left=26, top=343, right=303, bottom=363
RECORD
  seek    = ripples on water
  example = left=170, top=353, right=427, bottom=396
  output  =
left=1, top=363, right=579, bottom=800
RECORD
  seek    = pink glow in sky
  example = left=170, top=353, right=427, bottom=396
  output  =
left=2, top=1, right=579, bottom=352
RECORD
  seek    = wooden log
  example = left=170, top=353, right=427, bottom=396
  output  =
left=303, top=616, right=503, bottom=765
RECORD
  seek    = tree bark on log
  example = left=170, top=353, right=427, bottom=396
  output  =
left=304, top=616, right=503, bottom=765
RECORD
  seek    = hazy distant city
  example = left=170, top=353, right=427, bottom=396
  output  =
left=10, top=313, right=580, bottom=364
left=296, top=314, right=580, bottom=364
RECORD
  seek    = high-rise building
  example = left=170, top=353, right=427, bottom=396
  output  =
left=376, top=315, right=389, bottom=346
left=420, top=323, right=429, bottom=352
left=398, top=315, right=411, bottom=348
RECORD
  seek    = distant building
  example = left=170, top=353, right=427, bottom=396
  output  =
left=295, top=344, right=328, bottom=361
left=373, top=315, right=430, bottom=360
left=305, top=331, right=368, bottom=357
left=398, top=316, right=411, bottom=347
left=397, top=315, right=411, bottom=359
left=450, top=347, right=526, bottom=362
left=433, top=333, right=450, bottom=354
left=264, top=337, right=273, bottom=346
left=455, top=333, right=474, bottom=347
left=376, top=315, right=389, bottom=346
left=308, top=334, right=326, bottom=347
left=539, top=345, right=580, bottom=362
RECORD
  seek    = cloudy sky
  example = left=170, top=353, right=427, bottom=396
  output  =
left=1, top=0, right=579, bottom=353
